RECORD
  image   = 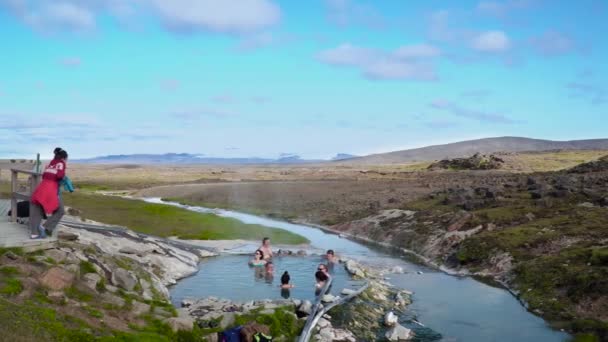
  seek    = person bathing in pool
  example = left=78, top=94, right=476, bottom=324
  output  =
left=259, top=237, right=273, bottom=260
left=279, top=271, right=295, bottom=289
left=249, top=249, right=266, bottom=266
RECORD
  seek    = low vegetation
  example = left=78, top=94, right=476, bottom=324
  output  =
left=63, top=192, right=309, bottom=244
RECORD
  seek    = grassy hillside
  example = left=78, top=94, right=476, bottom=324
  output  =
left=63, top=192, right=308, bottom=244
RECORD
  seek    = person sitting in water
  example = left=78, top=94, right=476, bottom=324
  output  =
left=265, top=261, right=275, bottom=274
left=249, top=249, right=267, bottom=266
left=318, top=263, right=330, bottom=276
left=315, top=270, right=329, bottom=290
left=259, top=237, right=273, bottom=260
left=325, top=249, right=338, bottom=263
left=279, top=271, right=295, bottom=289
left=264, top=261, right=274, bottom=283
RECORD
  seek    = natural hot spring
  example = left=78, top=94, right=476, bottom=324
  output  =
left=170, top=254, right=363, bottom=306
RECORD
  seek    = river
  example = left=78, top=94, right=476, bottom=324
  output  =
left=145, top=198, right=569, bottom=342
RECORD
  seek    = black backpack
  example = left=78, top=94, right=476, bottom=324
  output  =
left=7, top=201, right=29, bottom=218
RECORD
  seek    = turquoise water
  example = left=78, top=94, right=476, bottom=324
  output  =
left=170, top=254, right=362, bottom=305
left=146, top=198, right=569, bottom=342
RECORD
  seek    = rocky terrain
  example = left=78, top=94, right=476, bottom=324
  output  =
left=0, top=216, right=217, bottom=340
left=177, top=257, right=415, bottom=342
left=0, top=210, right=420, bottom=341
left=331, top=157, right=608, bottom=340
left=427, top=153, right=504, bottom=171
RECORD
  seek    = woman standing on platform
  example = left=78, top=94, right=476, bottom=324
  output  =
left=30, top=148, right=68, bottom=239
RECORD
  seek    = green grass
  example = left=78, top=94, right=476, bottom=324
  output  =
left=65, top=286, right=93, bottom=302
left=0, top=266, right=20, bottom=276
left=162, top=197, right=296, bottom=220
left=0, top=296, right=208, bottom=341
left=80, top=260, right=97, bottom=275
left=234, top=307, right=304, bottom=339
left=0, top=247, right=24, bottom=257
left=64, top=192, right=309, bottom=244
left=0, top=278, right=23, bottom=296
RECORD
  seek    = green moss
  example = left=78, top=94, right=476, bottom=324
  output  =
left=234, top=307, right=303, bottom=338
left=114, top=257, right=134, bottom=271
left=64, top=192, right=308, bottom=245
left=84, top=306, right=104, bottom=318
left=0, top=247, right=24, bottom=257
left=590, top=248, right=608, bottom=266
left=80, top=260, right=98, bottom=275
left=571, top=333, right=600, bottom=342
left=0, top=266, right=20, bottom=276
left=96, top=278, right=107, bottom=293
left=0, top=278, right=23, bottom=296
left=65, top=286, right=93, bottom=302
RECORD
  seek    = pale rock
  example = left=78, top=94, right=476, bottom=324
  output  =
left=341, top=288, right=356, bottom=296
left=132, top=301, right=151, bottom=316
left=389, top=266, right=405, bottom=274
left=44, top=249, right=68, bottom=263
left=321, top=294, right=337, bottom=303
left=317, top=317, right=331, bottom=329
left=385, top=323, right=413, bottom=341
left=83, top=273, right=102, bottom=291
left=101, top=292, right=126, bottom=307
left=297, top=300, right=312, bottom=316
left=48, top=291, right=66, bottom=302
left=384, top=311, right=398, bottom=327
left=105, top=285, right=119, bottom=293
left=165, top=316, right=194, bottom=332
left=112, top=268, right=137, bottom=291
left=219, top=312, right=236, bottom=329
left=332, top=329, right=356, bottom=342
left=344, top=260, right=365, bottom=278
left=62, top=264, right=80, bottom=278
left=140, top=279, right=153, bottom=300
left=40, top=267, right=75, bottom=291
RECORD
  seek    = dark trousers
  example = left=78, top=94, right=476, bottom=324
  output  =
left=30, top=198, right=64, bottom=235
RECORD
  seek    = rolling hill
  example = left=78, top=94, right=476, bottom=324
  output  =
left=344, top=137, right=608, bottom=164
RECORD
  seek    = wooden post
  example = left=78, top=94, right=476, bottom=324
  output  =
left=10, top=170, right=17, bottom=223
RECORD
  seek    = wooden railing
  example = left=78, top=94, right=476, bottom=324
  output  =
left=10, top=169, right=41, bottom=232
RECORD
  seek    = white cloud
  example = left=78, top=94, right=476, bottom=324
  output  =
left=429, top=99, right=518, bottom=124
left=476, top=0, right=539, bottom=17
left=364, top=60, right=436, bottom=81
left=317, top=42, right=440, bottom=81
left=471, top=30, right=511, bottom=52
left=394, top=44, right=441, bottom=59
left=0, top=0, right=281, bottom=34
left=324, top=0, right=385, bottom=29
left=317, top=43, right=378, bottom=66
left=151, top=0, right=280, bottom=34
left=8, top=1, right=96, bottom=32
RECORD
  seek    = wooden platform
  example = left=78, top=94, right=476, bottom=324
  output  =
left=0, top=199, right=57, bottom=252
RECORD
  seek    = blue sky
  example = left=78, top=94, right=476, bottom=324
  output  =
left=0, top=0, right=606, bottom=159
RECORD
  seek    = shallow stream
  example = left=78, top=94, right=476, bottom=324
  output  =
left=146, top=198, right=569, bottom=342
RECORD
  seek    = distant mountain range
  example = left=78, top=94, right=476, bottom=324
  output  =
left=74, top=153, right=358, bottom=165
left=344, top=137, right=608, bottom=164
left=74, top=137, right=608, bottom=165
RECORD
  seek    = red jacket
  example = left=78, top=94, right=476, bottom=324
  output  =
left=32, top=158, right=66, bottom=214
